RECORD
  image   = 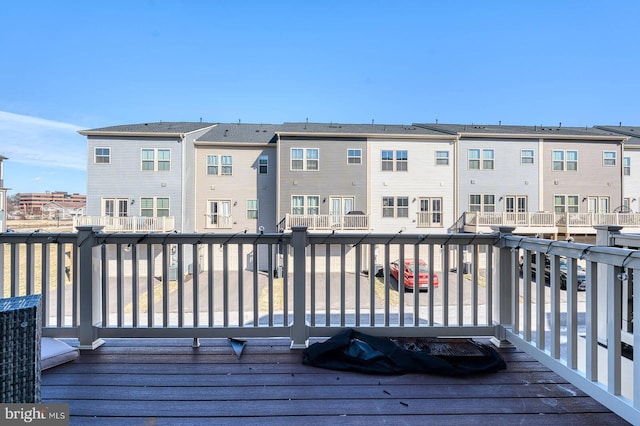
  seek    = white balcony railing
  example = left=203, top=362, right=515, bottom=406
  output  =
left=0, top=225, right=639, bottom=423
left=283, top=213, right=369, bottom=231
left=73, top=216, right=176, bottom=232
left=464, top=211, right=640, bottom=233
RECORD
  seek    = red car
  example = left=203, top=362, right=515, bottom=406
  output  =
left=389, top=259, right=439, bottom=291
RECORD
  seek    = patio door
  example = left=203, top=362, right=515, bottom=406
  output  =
left=505, top=195, right=527, bottom=224
left=207, top=200, right=231, bottom=228
left=588, top=196, right=609, bottom=213
left=330, top=197, right=354, bottom=227
left=102, top=198, right=129, bottom=217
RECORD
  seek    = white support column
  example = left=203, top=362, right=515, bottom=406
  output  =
left=490, top=226, right=515, bottom=347
left=594, top=225, right=623, bottom=345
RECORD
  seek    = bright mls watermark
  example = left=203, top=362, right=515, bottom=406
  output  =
left=1, top=404, right=69, bottom=425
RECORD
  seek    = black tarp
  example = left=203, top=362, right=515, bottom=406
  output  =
left=302, top=329, right=506, bottom=376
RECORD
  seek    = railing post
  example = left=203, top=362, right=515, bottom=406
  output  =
left=490, top=226, right=516, bottom=348
left=594, top=225, right=624, bottom=346
left=290, top=226, right=309, bottom=349
left=76, top=225, right=106, bottom=350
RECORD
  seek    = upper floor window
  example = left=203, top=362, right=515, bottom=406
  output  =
left=521, top=149, right=535, bottom=165
left=624, top=157, right=631, bottom=176
left=206, top=155, right=233, bottom=175
left=291, top=148, right=319, bottom=171
left=435, top=151, right=449, bottom=166
left=347, top=149, right=362, bottom=164
left=382, top=196, right=409, bottom=218
left=603, top=151, right=617, bottom=166
left=552, top=150, right=578, bottom=171
left=468, top=149, right=494, bottom=170
left=258, top=155, right=268, bottom=174
left=95, top=147, right=111, bottom=164
left=140, top=197, right=170, bottom=217
left=381, top=150, right=408, bottom=171
left=141, top=148, right=171, bottom=171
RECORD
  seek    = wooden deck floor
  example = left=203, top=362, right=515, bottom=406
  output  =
left=41, top=337, right=629, bottom=425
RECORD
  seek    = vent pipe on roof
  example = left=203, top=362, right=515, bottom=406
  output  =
left=499, top=120, right=501, bottom=126
left=620, top=122, right=622, bottom=127
left=435, top=118, right=438, bottom=124
left=559, top=122, right=562, bottom=128
left=534, top=125, right=537, bottom=131
left=238, top=119, right=241, bottom=125
left=372, top=119, right=374, bottom=125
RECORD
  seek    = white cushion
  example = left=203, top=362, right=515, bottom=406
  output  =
left=41, top=337, right=79, bottom=370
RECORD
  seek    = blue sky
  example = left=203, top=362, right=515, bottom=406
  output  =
left=1, top=1, right=639, bottom=195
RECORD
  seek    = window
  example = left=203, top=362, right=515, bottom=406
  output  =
left=381, top=150, right=408, bottom=171
left=435, top=151, right=449, bottom=166
left=554, top=195, right=579, bottom=213
left=221, top=155, right=233, bottom=175
left=206, top=155, right=233, bottom=175
left=521, top=149, right=534, bottom=164
left=469, top=194, right=495, bottom=212
left=207, top=200, right=232, bottom=228
left=624, top=157, right=631, bottom=176
left=291, top=195, right=320, bottom=214
left=141, top=149, right=171, bottom=171
left=603, top=151, right=617, bottom=166
left=553, top=150, right=578, bottom=171
left=396, top=150, right=408, bottom=171
left=246, top=200, right=258, bottom=219
left=95, top=147, right=111, bottom=164
left=347, top=149, right=362, bottom=164
left=207, top=155, right=218, bottom=175
left=382, top=196, right=408, bottom=218
left=258, top=155, right=268, bottom=174
left=157, top=149, right=170, bottom=171
left=418, top=197, right=443, bottom=227
left=483, top=149, right=494, bottom=170
left=140, top=197, right=170, bottom=217
left=290, top=148, right=319, bottom=171
left=588, top=196, right=609, bottom=213
left=381, top=150, right=394, bottom=171
left=468, top=149, right=494, bottom=170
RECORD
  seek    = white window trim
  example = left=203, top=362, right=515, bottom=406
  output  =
left=140, top=196, right=170, bottom=217
left=603, top=150, right=617, bottom=167
left=382, top=196, right=409, bottom=218
left=291, top=195, right=320, bottom=214
left=207, top=154, right=233, bottom=176
left=347, top=149, right=362, bottom=165
left=94, top=147, right=111, bottom=164
left=520, top=149, right=535, bottom=165
left=468, top=148, right=494, bottom=170
left=290, top=148, right=320, bottom=171
left=141, top=148, right=171, bottom=172
left=435, top=151, right=449, bottom=166
left=552, top=149, right=578, bottom=171
left=246, top=199, right=258, bottom=219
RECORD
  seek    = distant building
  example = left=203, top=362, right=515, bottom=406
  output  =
left=18, top=192, right=86, bottom=218
left=0, top=155, right=8, bottom=231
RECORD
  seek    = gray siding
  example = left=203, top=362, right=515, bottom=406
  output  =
left=277, top=137, right=368, bottom=219
left=542, top=140, right=623, bottom=212
left=86, top=135, right=184, bottom=225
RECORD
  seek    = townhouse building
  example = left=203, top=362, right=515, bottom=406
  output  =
left=595, top=125, right=640, bottom=213
left=416, top=123, right=627, bottom=237
left=193, top=123, right=279, bottom=233
left=79, top=122, right=216, bottom=232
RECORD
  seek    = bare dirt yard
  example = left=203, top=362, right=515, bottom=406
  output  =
left=7, top=219, right=75, bottom=233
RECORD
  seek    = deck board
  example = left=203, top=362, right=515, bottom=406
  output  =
left=41, top=338, right=629, bottom=425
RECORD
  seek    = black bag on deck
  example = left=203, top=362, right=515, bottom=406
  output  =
left=302, top=329, right=506, bottom=376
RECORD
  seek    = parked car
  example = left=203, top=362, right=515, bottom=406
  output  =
left=389, top=259, right=439, bottom=291
left=559, top=258, right=587, bottom=291
left=520, top=254, right=585, bottom=291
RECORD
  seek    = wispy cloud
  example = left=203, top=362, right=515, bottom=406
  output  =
left=0, top=111, right=86, bottom=171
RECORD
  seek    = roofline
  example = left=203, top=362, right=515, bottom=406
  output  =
left=276, top=131, right=456, bottom=140
left=194, top=141, right=275, bottom=147
left=78, top=124, right=216, bottom=138
left=438, top=131, right=627, bottom=141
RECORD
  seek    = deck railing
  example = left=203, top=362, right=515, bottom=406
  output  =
left=282, top=213, right=369, bottom=231
left=464, top=211, right=640, bottom=233
left=73, top=216, right=176, bottom=232
left=0, top=225, right=638, bottom=423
